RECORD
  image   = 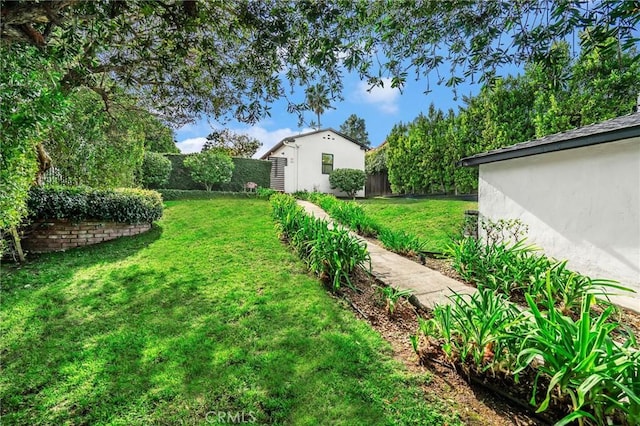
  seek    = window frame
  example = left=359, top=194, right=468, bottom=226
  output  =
left=321, top=153, right=334, bottom=175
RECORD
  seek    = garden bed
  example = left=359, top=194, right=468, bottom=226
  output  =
left=340, top=272, right=543, bottom=426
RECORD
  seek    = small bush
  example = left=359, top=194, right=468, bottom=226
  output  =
left=158, top=189, right=257, bottom=201
left=329, top=168, right=366, bottom=198
left=138, top=151, right=172, bottom=188
left=27, top=186, right=163, bottom=224
left=183, top=151, right=234, bottom=191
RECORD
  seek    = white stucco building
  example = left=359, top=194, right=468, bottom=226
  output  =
left=260, top=128, right=368, bottom=196
left=459, top=113, right=640, bottom=311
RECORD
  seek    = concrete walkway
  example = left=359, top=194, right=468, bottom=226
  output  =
left=297, top=200, right=475, bottom=309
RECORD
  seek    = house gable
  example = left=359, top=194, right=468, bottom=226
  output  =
left=260, top=128, right=368, bottom=160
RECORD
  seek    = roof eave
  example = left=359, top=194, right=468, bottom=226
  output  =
left=458, top=125, right=640, bottom=167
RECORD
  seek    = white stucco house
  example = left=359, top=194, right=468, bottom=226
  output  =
left=459, top=113, right=640, bottom=311
left=260, top=128, right=368, bottom=196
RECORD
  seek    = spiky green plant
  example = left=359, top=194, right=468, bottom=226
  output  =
left=516, top=290, right=640, bottom=426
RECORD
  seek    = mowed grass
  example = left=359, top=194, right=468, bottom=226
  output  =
left=358, top=197, right=478, bottom=252
left=1, top=199, right=459, bottom=425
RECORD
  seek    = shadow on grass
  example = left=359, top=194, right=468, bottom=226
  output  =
left=1, top=224, right=163, bottom=293
left=2, top=263, right=407, bottom=424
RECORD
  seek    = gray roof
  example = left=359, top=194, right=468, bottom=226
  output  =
left=459, top=113, right=640, bottom=167
left=259, top=128, right=369, bottom=160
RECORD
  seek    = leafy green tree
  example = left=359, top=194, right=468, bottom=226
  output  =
left=202, top=129, right=262, bottom=158
left=305, top=84, right=331, bottom=129
left=137, top=152, right=172, bottom=188
left=329, top=169, right=367, bottom=199
left=183, top=151, right=234, bottom=192
left=45, top=89, right=146, bottom=188
left=339, top=114, right=371, bottom=146
left=139, top=115, right=178, bottom=153
left=531, top=42, right=640, bottom=137
left=2, top=1, right=637, bottom=120
left=384, top=40, right=640, bottom=196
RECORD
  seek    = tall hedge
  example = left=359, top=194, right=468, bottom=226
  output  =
left=223, top=158, right=271, bottom=191
left=162, top=154, right=271, bottom=191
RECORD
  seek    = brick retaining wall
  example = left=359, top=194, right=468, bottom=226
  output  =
left=21, top=220, right=152, bottom=253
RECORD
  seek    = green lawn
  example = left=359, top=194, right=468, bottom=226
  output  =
left=1, top=199, right=459, bottom=425
left=358, top=197, right=478, bottom=252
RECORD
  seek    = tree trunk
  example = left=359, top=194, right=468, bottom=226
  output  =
left=9, top=227, right=26, bottom=263
left=35, top=142, right=52, bottom=185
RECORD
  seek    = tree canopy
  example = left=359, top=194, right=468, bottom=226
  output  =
left=339, top=114, right=370, bottom=146
left=183, top=150, right=234, bottom=192
left=202, top=129, right=262, bottom=158
left=305, top=84, right=331, bottom=129
left=3, top=0, right=637, bottom=122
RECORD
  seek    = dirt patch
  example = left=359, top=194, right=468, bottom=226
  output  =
left=341, top=273, right=544, bottom=426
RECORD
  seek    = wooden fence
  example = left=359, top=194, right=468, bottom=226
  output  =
left=366, top=172, right=392, bottom=197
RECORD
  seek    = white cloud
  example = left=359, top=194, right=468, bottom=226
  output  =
left=247, top=126, right=314, bottom=159
left=176, top=137, right=207, bottom=154
left=355, top=78, right=400, bottom=114
left=175, top=125, right=314, bottom=158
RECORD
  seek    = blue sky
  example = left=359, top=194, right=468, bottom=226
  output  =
left=174, top=70, right=493, bottom=158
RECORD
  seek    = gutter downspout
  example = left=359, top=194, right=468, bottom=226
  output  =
left=282, top=140, right=300, bottom=192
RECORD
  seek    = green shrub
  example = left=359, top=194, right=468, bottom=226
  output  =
left=220, top=157, right=271, bottom=192
left=329, top=168, right=366, bottom=198
left=163, top=154, right=202, bottom=189
left=158, top=189, right=257, bottom=201
left=163, top=154, right=271, bottom=191
left=138, top=151, right=172, bottom=188
left=183, top=150, right=234, bottom=191
left=256, top=187, right=277, bottom=200
left=379, top=228, right=426, bottom=256
left=270, top=193, right=370, bottom=291
left=516, top=293, right=640, bottom=425
left=27, top=186, right=163, bottom=223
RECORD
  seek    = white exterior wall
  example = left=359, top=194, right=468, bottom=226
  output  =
left=269, top=130, right=366, bottom=197
left=478, top=137, right=640, bottom=311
